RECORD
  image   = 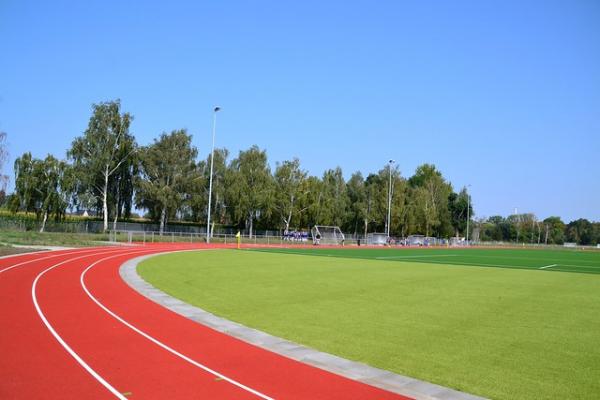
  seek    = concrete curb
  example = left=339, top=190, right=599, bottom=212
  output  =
left=120, top=251, right=487, bottom=400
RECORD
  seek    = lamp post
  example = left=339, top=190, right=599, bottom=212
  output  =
left=466, top=184, right=471, bottom=246
left=386, top=159, right=395, bottom=240
left=206, top=106, right=220, bottom=243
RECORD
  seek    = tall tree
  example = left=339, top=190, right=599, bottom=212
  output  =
left=109, top=137, right=138, bottom=229
left=346, top=172, right=368, bottom=236
left=69, top=100, right=136, bottom=231
left=201, top=148, right=228, bottom=233
left=12, top=153, right=74, bottom=231
left=273, top=158, right=307, bottom=232
left=408, top=164, right=452, bottom=236
left=565, top=218, right=594, bottom=245
left=12, top=152, right=37, bottom=213
left=448, top=187, right=473, bottom=237
left=135, top=129, right=198, bottom=235
left=226, top=146, right=273, bottom=237
left=542, top=216, right=565, bottom=245
left=297, top=176, right=324, bottom=228
left=364, top=173, right=386, bottom=233
left=35, top=155, right=74, bottom=232
left=0, top=132, right=8, bottom=193
left=320, top=167, right=348, bottom=227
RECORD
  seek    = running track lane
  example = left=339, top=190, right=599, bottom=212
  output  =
left=1, top=245, right=411, bottom=399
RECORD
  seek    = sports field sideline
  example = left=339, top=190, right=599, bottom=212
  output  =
left=252, top=246, right=600, bottom=274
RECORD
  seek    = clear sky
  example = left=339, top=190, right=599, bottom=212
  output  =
left=1, top=0, right=599, bottom=222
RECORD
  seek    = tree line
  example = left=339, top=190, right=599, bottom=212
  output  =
left=2, top=99, right=597, bottom=244
left=477, top=214, right=600, bottom=246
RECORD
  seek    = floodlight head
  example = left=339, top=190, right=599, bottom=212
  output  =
left=214, top=106, right=221, bottom=112
left=389, top=159, right=395, bottom=164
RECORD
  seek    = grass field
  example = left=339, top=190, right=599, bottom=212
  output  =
left=254, top=246, right=600, bottom=274
left=138, top=247, right=600, bottom=400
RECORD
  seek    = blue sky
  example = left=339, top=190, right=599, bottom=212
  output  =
left=1, top=0, right=599, bottom=222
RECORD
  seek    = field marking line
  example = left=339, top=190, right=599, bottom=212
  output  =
left=468, top=254, right=600, bottom=265
left=551, top=263, right=600, bottom=269
left=0, top=246, right=119, bottom=274
left=540, top=264, right=557, bottom=270
left=80, top=254, right=275, bottom=400
left=31, top=248, right=153, bottom=400
left=375, top=255, right=458, bottom=260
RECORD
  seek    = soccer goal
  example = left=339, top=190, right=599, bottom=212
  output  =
left=311, top=225, right=345, bottom=245
left=367, top=233, right=388, bottom=246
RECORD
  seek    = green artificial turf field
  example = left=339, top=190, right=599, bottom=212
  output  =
left=138, top=248, right=600, bottom=400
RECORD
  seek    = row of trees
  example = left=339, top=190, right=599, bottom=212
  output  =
left=477, top=215, right=600, bottom=246
left=5, top=100, right=474, bottom=237
left=5, top=99, right=597, bottom=244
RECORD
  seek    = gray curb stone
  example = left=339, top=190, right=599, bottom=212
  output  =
left=120, top=251, right=487, bottom=400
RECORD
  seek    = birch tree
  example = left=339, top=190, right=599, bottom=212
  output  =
left=69, top=100, right=136, bottom=231
left=273, top=158, right=307, bottom=232
left=135, top=129, right=197, bottom=235
left=226, top=146, right=273, bottom=238
left=0, top=132, right=8, bottom=193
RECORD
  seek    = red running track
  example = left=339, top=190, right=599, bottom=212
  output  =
left=0, top=244, right=412, bottom=399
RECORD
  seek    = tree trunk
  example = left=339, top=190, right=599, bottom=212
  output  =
left=363, top=218, right=368, bottom=240
left=39, top=210, right=48, bottom=233
left=102, top=168, right=109, bottom=232
left=113, top=190, right=120, bottom=231
left=248, top=215, right=254, bottom=239
left=284, top=209, right=292, bottom=233
left=159, top=206, right=166, bottom=236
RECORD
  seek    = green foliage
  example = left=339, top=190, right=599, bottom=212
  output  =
left=543, top=216, right=566, bottom=244
left=8, top=98, right=597, bottom=239
left=407, top=164, right=453, bottom=237
left=68, top=99, right=136, bottom=231
left=319, top=167, right=348, bottom=227
left=11, top=152, right=74, bottom=231
left=225, top=145, right=273, bottom=237
left=448, top=187, right=472, bottom=237
left=135, top=129, right=198, bottom=234
left=273, top=158, right=307, bottom=232
left=0, top=131, right=8, bottom=193
left=566, top=218, right=597, bottom=245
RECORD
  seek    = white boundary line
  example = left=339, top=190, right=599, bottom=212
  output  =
left=31, top=248, right=154, bottom=400
left=80, top=251, right=275, bottom=400
left=539, top=264, right=557, bottom=270
left=375, top=255, right=458, bottom=260
left=0, top=247, right=118, bottom=274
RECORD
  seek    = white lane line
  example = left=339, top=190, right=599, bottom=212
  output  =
left=80, top=255, right=275, bottom=400
left=31, top=248, right=154, bottom=400
left=0, top=247, right=119, bottom=274
left=375, top=255, right=458, bottom=260
left=540, top=264, right=557, bottom=270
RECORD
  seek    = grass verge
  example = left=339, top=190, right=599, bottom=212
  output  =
left=0, top=230, right=110, bottom=247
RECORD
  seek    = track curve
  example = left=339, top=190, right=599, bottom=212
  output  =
left=1, top=244, right=410, bottom=399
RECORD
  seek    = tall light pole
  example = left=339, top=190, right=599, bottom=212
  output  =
left=386, top=159, right=395, bottom=240
left=466, top=184, right=471, bottom=245
left=206, top=106, right=220, bottom=243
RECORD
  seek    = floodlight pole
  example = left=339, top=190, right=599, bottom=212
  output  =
left=466, top=184, right=471, bottom=246
left=206, top=106, right=220, bottom=243
left=386, top=159, right=395, bottom=240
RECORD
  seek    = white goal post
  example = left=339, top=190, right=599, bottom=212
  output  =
left=367, top=233, right=388, bottom=246
left=311, top=225, right=345, bottom=245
